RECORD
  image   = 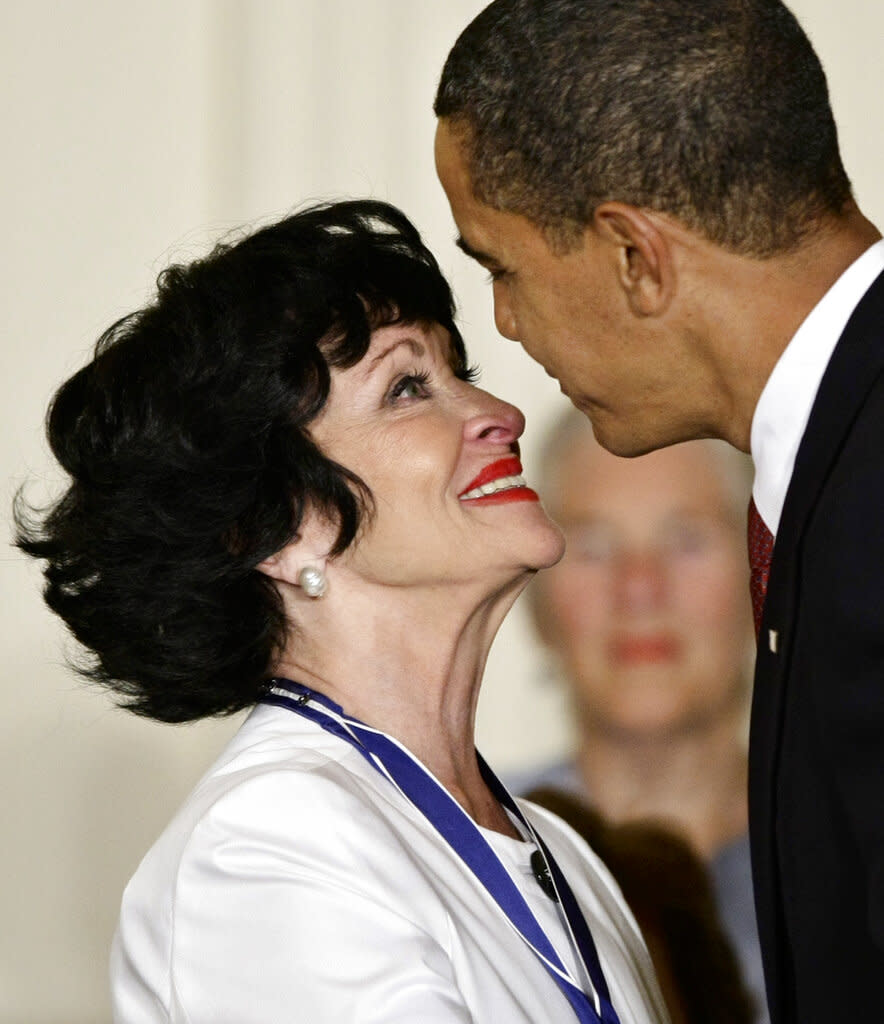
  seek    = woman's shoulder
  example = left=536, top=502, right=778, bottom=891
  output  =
left=115, top=705, right=428, bottom=959
left=140, top=704, right=388, bottom=866
left=119, top=702, right=463, bottom=925
left=112, top=706, right=467, bottom=1022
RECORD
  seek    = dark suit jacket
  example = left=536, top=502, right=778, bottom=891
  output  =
left=750, top=268, right=884, bottom=1023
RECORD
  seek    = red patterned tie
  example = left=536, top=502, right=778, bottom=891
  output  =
left=748, top=497, right=775, bottom=638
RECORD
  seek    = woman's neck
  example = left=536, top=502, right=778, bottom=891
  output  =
left=271, top=576, right=526, bottom=837
left=576, top=710, right=749, bottom=860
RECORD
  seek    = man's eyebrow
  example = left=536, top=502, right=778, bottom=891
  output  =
left=455, top=235, right=498, bottom=268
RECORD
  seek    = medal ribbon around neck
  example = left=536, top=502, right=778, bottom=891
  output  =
left=261, top=678, right=622, bottom=1024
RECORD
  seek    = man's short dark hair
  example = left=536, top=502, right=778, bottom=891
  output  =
left=435, top=0, right=853, bottom=255
left=15, top=200, right=468, bottom=722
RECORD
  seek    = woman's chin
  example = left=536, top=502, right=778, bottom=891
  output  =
left=531, top=522, right=567, bottom=569
left=513, top=538, right=567, bottom=578
left=483, top=515, right=565, bottom=576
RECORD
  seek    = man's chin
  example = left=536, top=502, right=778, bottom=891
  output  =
left=562, top=395, right=618, bottom=449
left=575, top=406, right=659, bottom=458
left=557, top=391, right=658, bottom=456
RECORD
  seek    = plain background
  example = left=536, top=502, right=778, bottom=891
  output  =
left=2, top=2, right=883, bottom=1020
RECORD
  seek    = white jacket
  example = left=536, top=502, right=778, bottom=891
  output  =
left=111, top=703, right=668, bottom=1023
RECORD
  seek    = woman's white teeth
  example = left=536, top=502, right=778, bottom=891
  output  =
left=460, top=474, right=526, bottom=500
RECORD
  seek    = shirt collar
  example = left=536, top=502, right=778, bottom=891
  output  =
left=750, top=239, right=884, bottom=535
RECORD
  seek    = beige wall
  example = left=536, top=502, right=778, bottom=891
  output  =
left=2, top=2, right=882, bottom=1020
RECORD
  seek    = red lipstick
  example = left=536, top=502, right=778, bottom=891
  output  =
left=610, top=635, right=679, bottom=665
left=459, top=457, right=522, bottom=495
left=458, top=456, right=539, bottom=504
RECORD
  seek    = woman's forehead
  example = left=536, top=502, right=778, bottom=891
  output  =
left=552, top=438, right=745, bottom=526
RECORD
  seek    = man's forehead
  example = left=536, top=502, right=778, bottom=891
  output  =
left=435, top=117, right=568, bottom=268
left=435, top=138, right=508, bottom=264
left=434, top=119, right=483, bottom=219
left=434, top=117, right=473, bottom=175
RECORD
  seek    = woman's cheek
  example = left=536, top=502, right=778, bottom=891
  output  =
left=676, top=558, right=751, bottom=646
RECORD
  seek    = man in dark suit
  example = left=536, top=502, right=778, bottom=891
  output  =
left=433, top=2, right=884, bottom=1022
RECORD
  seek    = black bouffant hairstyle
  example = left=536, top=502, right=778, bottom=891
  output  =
left=15, top=200, right=468, bottom=722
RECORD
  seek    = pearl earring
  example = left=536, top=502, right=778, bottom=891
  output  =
left=298, top=566, right=328, bottom=599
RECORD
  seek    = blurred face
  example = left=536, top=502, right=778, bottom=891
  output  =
left=309, top=321, right=564, bottom=592
left=534, top=430, right=753, bottom=740
left=435, top=120, right=704, bottom=456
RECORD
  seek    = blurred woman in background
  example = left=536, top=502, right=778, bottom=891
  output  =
left=520, top=408, right=766, bottom=1022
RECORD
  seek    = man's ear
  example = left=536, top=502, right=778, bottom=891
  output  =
left=592, top=202, right=676, bottom=317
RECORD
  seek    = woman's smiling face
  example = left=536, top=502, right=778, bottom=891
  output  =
left=308, top=320, right=564, bottom=591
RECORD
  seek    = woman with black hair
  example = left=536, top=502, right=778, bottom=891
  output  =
left=17, top=201, right=667, bottom=1024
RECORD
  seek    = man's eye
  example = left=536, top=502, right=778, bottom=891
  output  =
left=389, top=371, right=431, bottom=402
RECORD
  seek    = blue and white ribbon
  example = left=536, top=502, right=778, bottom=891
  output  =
left=262, top=678, right=622, bottom=1024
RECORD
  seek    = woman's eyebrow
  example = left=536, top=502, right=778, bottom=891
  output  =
left=366, top=336, right=426, bottom=374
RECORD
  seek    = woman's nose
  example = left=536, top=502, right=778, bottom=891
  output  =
left=463, top=391, right=526, bottom=446
left=615, top=551, right=667, bottom=612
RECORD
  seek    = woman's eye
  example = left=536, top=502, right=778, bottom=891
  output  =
left=389, top=371, right=431, bottom=403
left=567, top=525, right=618, bottom=563
left=667, top=530, right=706, bottom=555
left=661, top=520, right=718, bottom=557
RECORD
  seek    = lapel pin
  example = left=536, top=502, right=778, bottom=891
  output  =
left=768, top=629, right=778, bottom=654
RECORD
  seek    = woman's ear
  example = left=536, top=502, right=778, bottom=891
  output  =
left=592, top=202, right=676, bottom=317
left=257, top=542, right=307, bottom=585
left=256, top=511, right=336, bottom=590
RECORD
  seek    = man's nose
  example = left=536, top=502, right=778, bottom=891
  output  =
left=492, top=280, right=519, bottom=341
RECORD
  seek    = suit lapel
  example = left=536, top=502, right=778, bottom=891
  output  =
left=749, top=269, right=884, bottom=1011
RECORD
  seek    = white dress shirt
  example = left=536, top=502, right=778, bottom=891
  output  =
left=750, top=239, right=884, bottom=535
left=111, top=703, right=669, bottom=1023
